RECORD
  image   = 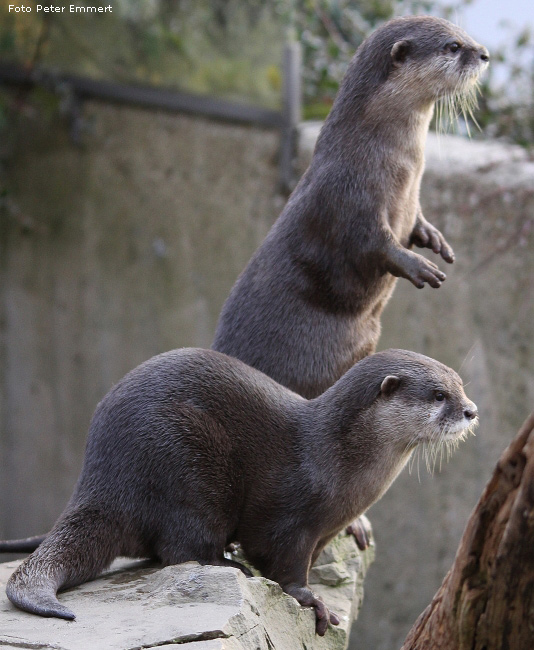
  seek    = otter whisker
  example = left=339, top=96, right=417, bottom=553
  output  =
left=457, top=341, right=478, bottom=373
left=462, top=105, right=472, bottom=138
left=439, top=434, right=446, bottom=472
left=420, top=418, right=475, bottom=476
left=408, top=444, right=422, bottom=482
left=455, top=76, right=483, bottom=136
left=406, top=428, right=423, bottom=477
left=408, top=448, right=415, bottom=474
left=424, top=441, right=436, bottom=475
left=406, top=407, right=476, bottom=479
left=435, top=97, right=445, bottom=135
left=435, top=70, right=483, bottom=137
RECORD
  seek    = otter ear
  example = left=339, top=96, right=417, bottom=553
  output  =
left=380, top=375, right=400, bottom=397
left=391, top=40, right=411, bottom=67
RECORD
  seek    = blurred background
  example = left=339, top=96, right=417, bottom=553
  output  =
left=0, top=1, right=533, bottom=649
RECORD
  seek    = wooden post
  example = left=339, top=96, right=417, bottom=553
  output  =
left=402, top=412, right=534, bottom=650
left=280, top=40, right=302, bottom=193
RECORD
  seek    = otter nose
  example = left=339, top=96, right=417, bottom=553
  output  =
left=464, top=406, right=478, bottom=421
left=480, top=48, right=490, bottom=63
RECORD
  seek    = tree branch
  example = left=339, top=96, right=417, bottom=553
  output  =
left=402, top=412, right=534, bottom=650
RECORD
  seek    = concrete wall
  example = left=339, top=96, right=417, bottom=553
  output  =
left=1, top=105, right=533, bottom=649
left=0, top=103, right=282, bottom=537
left=350, top=135, right=534, bottom=649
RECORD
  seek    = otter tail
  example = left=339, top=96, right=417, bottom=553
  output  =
left=0, top=534, right=46, bottom=553
left=6, top=507, right=120, bottom=620
left=6, top=569, right=77, bottom=620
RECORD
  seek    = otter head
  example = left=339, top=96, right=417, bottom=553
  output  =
left=343, top=16, right=489, bottom=120
left=386, top=16, right=489, bottom=102
left=374, top=350, right=478, bottom=462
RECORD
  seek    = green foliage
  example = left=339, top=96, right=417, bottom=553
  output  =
left=0, top=1, right=533, bottom=146
left=0, top=0, right=285, bottom=108
left=289, top=0, right=534, bottom=148
left=285, top=0, right=456, bottom=109
left=474, top=24, right=534, bottom=147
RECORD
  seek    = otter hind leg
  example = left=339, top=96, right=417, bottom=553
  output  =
left=6, top=507, right=122, bottom=620
left=201, top=557, right=253, bottom=577
left=158, top=546, right=251, bottom=575
left=154, top=512, right=251, bottom=574
left=346, top=514, right=373, bottom=550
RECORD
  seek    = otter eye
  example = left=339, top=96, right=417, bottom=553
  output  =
left=434, top=391, right=446, bottom=402
left=448, top=42, right=461, bottom=53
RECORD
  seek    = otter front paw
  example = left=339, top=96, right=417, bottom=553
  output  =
left=285, top=584, right=340, bottom=636
left=399, top=252, right=446, bottom=289
left=411, top=219, right=455, bottom=263
left=346, top=514, right=373, bottom=550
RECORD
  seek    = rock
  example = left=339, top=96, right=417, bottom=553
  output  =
left=0, top=533, right=373, bottom=650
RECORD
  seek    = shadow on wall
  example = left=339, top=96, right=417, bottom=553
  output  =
left=0, top=103, right=283, bottom=538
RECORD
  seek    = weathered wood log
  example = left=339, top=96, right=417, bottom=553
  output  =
left=402, top=412, right=534, bottom=650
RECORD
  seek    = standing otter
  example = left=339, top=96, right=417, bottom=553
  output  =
left=5, top=348, right=477, bottom=635
left=213, top=16, right=489, bottom=399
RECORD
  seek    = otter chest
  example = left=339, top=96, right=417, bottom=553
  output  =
left=386, top=153, right=425, bottom=244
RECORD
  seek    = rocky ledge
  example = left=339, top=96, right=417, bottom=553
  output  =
left=0, top=532, right=373, bottom=650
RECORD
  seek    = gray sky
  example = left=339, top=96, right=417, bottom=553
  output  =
left=455, top=0, right=534, bottom=47
left=442, top=0, right=534, bottom=89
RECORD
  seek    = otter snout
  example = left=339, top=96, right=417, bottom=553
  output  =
left=443, top=396, right=479, bottom=440
left=463, top=403, right=478, bottom=421
left=468, top=44, right=490, bottom=68
left=423, top=385, right=478, bottom=442
left=458, top=40, right=489, bottom=75
left=461, top=393, right=478, bottom=423
left=479, top=47, right=490, bottom=63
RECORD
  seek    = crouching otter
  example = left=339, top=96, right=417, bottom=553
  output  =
left=4, top=348, right=477, bottom=635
